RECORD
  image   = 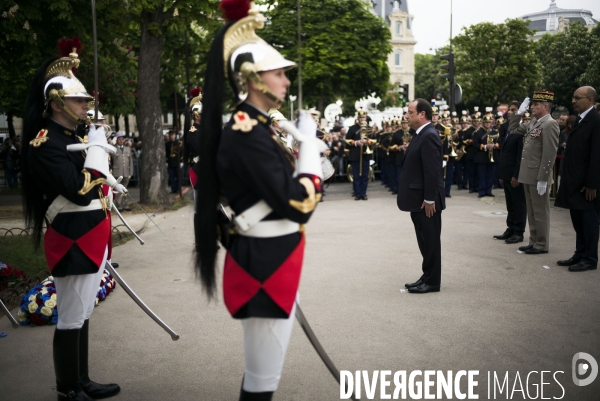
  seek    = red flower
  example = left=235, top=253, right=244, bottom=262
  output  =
left=30, top=313, right=48, bottom=326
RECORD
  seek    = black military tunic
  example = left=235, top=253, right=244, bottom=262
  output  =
left=217, top=103, right=321, bottom=319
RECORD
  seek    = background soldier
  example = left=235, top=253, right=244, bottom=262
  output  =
left=346, top=108, right=373, bottom=200
left=473, top=115, right=499, bottom=198
left=509, top=91, right=560, bottom=255
left=184, top=87, right=202, bottom=191
left=110, top=132, right=133, bottom=211
left=165, top=130, right=182, bottom=194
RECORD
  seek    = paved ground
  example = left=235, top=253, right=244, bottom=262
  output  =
left=1, top=181, right=599, bottom=400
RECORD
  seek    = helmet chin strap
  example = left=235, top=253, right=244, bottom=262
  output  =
left=241, top=63, right=284, bottom=106
left=47, top=89, right=87, bottom=124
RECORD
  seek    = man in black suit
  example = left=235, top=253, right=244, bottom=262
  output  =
left=397, top=99, right=446, bottom=294
left=554, top=86, right=600, bottom=272
left=493, top=102, right=527, bottom=244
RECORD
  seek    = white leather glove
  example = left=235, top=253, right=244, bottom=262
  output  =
left=537, top=181, right=547, bottom=196
left=518, top=97, right=530, bottom=115
left=67, top=125, right=116, bottom=153
left=104, top=174, right=128, bottom=194
left=279, top=111, right=326, bottom=179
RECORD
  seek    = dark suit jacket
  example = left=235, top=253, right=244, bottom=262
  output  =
left=397, top=123, right=446, bottom=213
left=497, top=131, right=524, bottom=182
left=555, top=107, right=600, bottom=211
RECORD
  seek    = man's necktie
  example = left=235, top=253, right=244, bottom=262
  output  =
left=574, top=116, right=582, bottom=128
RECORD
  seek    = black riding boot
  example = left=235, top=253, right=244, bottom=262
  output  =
left=239, top=378, right=274, bottom=401
left=79, top=319, right=121, bottom=399
left=53, top=328, right=93, bottom=401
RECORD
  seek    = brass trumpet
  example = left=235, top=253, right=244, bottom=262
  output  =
left=486, top=132, right=499, bottom=162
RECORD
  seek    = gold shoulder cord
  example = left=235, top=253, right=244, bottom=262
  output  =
left=30, top=129, right=49, bottom=147
left=289, top=177, right=322, bottom=213
left=78, top=170, right=104, bottom=195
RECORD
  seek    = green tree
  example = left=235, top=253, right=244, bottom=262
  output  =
left=578, top=24, right=600, bottom=92
left=452, top=19, right=539, bottom=107
left=536, top=22, right=598, bottom=111
left=261, top=0, right=391, bottom=113
left=126, top=0, right=219, bottom=205
left=415, top=50, right=449, bottom=102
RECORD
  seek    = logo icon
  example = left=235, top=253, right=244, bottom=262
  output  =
left=572, top=352, right=598, bottom=386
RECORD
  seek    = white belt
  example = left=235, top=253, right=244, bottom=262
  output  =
left=46, top=195, right=106, bottom=225
left=234, top=200, right=273, bottom=232
left=238, top=219, right=300, bottom=238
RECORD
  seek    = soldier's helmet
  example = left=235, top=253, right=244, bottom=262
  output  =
left=460, top=116, right=470, bottom=124
left=357, top=107, right=368, bottom=118
left=189, top=87, right=203, bottom=118
left=431, top=106, right=439, bottom=116
left=523, top=112, right=531, bottom=121
left=482, top=115, right=494, bottom=123
left=43, top=37, right=93, bottom=123
left=223, top=1, right=296, bottom=104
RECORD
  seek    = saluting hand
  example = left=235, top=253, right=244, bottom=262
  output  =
left=421, top=201, right=436, bottom=218
left=581, top=186, right=597, bottom=201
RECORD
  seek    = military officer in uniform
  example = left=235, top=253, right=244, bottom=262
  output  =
left=388, top=116, right=408, bottom=194
left=195, top=2, right=324, bottom=399
left=346, top=108, right=374, bottom=200
left=509, top=91, right=560, bottom=254
left=109, top=132, right=133, bottom=211
left=21, top=43, right=123, bottom=401
left=439, top=112, right=455, bottom=197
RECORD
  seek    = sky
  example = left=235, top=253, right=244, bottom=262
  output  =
left=407, top=0, right=600, bottom=54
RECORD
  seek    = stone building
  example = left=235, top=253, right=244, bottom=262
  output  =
left=520, top=0, right=597, bottom=41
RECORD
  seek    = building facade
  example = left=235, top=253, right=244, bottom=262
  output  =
left=370, top=0, right=416, bottom=101
left=520, top=0, right=597, bottom=41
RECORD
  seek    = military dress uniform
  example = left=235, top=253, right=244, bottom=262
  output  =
left=509, top=92, right=559, bottom=253
left=346, top=113, right=373, bottom=200
left=196, top=4, right=324, bottom=399
left=185, top=89, right=202, bottom=189
left=472, top=117, right=499, bottom=197
left=165, top=135, right=182, bottom=193
left=388, top=121, right=406, bottom=194
left=21, top=46, right=121, bottom=400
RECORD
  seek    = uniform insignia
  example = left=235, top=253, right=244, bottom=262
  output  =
left=29, top=129, right=49, bottom=147
left=189, top=126, right=197, bottom=132
left=63, top=130, right=72, bottom=137
left=257, top=114, right=268, bottom=124
left=530, top=127, right=542, bottom=138
left=83, top=135, right=89, bottom=144
left=232, top=111, right=258, bottom=133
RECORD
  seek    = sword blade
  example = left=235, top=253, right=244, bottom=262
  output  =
left=105, top=261, right=179, bottom=341
left=126, top=193, right=176, bottom=248
left=295, top=302, right=355, bottom=400
left=0, top=298, right=19, bottom=328
left=111, top=203, right=145, bottom=245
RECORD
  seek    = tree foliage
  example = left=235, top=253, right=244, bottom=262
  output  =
left=261, top=0, right=391, bottom=113
left=414, top=50, right=449, bottom=102
left=452, top=19, right=539, bottom=107
left=536, top=22, right=600, bottom=112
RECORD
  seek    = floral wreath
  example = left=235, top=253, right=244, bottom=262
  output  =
left=0, top=261, right=27, bottom=291
left=18, top=270, right=117, bottom=326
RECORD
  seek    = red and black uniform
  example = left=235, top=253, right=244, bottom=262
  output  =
left=28, top=119, right=111, bottom=277
left=217, top=103, right=321, bottom=319
left=185, top=121, right=201, bottom=188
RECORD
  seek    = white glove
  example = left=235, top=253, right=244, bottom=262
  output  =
left=278, top=111, right=325, bottom=179
left=518, top=97, right=530, bottom=115
left=442, top=160, right=447, bottom=168
left=113, top=183, right=128, bottom=195
left=67, top=124, right=115, bottom=154
left=537, top=181, right=547, bottom=196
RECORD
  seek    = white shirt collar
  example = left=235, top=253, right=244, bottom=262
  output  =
left=415, top=121, right=431, bottom=135
left=579, top=106, right=594, bottom=120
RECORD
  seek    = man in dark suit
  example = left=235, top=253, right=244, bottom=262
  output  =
left=493, top=102, right=527, bottom=244
left=397, top=99, right=446, bottom=294
left=554, top=86, right=600, bottom=272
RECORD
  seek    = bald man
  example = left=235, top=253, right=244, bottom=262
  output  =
left=554, top=86, right=600, bottom=272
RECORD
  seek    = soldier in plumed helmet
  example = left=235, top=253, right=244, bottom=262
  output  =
left=195, top=1, right=324, bottom=399
left=472, top=114, right=499, bottom=197
left=20, top=38, right=122, bottom=400
left=183, top=87, right=202, bottom=191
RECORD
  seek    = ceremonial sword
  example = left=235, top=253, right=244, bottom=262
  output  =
left=0, top=298, right=19, bottom=328
left=295, top=302, right=356, bottom=400
left=105, top=261, right=179, bottom=341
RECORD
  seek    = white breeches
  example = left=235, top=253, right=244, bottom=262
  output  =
left=54, top=246, right=108, bottom=329
left=241, top=302, right=296, bottom=392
